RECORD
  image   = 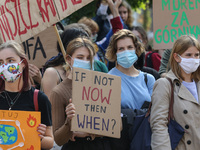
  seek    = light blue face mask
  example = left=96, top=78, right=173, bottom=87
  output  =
left=91, top=34, right=98, bottom=43
left=73, top=58, right=94, bottom=70
left=117, top=50, right=138, bottom=68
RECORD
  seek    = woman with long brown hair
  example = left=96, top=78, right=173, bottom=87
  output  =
left=151, top=35, right=200, bottom=150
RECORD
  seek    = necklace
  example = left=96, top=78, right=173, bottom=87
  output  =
left=4, top=91, right=21, bottom=110
left=0, top=93, right=5, bottom=99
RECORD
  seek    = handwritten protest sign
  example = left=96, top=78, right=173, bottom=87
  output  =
left=21, top=26, right=58, bottom=68
left=71, top=68, right=121, bottom=138
left=0, top=110, right=41, bottom=150
left=0, top=0, right=93, bottom=44
left=153, top=0, right=200, bottom=49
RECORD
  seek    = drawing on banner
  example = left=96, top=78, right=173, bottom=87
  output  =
left=0, top=110, right=41, bottom=150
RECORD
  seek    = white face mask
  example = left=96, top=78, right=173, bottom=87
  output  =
left=178, top=55, right=200, bottom=74
left=0, top=60, right=23, bottom=83
left=97, top=3, right=108, bottom=16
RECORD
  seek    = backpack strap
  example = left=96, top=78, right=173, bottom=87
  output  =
left=34, top=89, right=39, bottom=111
left=144, top=73, right=148, bottom=86
left=146, top=52, right=155, bottom=68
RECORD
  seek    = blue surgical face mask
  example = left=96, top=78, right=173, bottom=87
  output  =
left=117, top=50, right=138, bottom=68
left=73, top=58, right=94, bottom=70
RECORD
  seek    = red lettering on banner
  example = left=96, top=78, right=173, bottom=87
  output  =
left=82, top=86, right=112, bottom=104
left=0, top=5, right=5, bottom=15
left=27, top=0, right=39, bottom=29
left=59, top=0, right=82, bottom=12
left=36, top=0, right=57, bottom=22
left=5, top=0, right=17, bottom=37
left=0, top=16, right=12, bottom=41
left=12, top=0, right=27, bottom=35
left=0, top=0, right=39, bottom=42
left=91, top=88, right=100, bottom=101
left=71, top=0, right=82, bottom=5
left=59, top=0, right=67, bottom=11
left=82, top=86, right=90, bottom=100
left=18, top=0, right=30, bottom=30
left=0, top=0, right=87, bottom=42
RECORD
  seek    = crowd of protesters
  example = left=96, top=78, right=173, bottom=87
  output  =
left=1, top=0, right=200, bottom=150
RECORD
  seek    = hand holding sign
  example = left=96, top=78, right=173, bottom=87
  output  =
left=65, top=99, right=76, bottom=120
left=37, top=124, right=47, bottom=140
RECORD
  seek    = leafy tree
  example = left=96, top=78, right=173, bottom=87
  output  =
left=126, top=0, right=152, bottom=9
left=62, top=1, right=97, bottom=25
left=62, top=0, right=152, bottom=25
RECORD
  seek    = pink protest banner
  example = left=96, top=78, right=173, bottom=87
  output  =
left=0, top=0, right=94, bottom=44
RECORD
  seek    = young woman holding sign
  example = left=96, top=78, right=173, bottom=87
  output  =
left=0, top=40, right=54, bottom=150
left=50, top=37, right=113, bottom=150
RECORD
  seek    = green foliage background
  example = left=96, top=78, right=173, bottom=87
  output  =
left=63, top=0, right=152, bottom=25
left=126, top=0, right=152, bottom=9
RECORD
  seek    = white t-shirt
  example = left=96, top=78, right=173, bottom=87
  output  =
left=182, top=80, right=199, bottom=103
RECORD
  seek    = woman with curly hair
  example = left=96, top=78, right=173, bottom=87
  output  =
left=106, top=29, right=155, bottom=110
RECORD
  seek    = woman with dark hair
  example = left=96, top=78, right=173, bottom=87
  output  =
left=0, top=40, right=54, bottom=150
left=41, top=26, right=90, bottom=99
left=132, top=26, right=161, bottom=79
left=132, top=26, right=149, bottom=50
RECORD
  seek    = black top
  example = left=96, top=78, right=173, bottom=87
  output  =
left=55, top=69, right=63, bottom=82
left=0, top=87, right=52, bottom=126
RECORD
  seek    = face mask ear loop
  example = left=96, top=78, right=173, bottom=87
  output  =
left=19, top=59, right=24, bottom=64
left=177, top=54, right=183, bottom=63
left=66, top=54, right=73, bottom=71
left=19, top=59, right=26, bottom=71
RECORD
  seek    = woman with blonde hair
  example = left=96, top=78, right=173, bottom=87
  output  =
left=0, top=40, right=54, bottom=150
left=50, top=37, right=113, bottom=150
left=119, top=0, right=133, bottom=29
left=150, top=35, right=200, bottom=150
